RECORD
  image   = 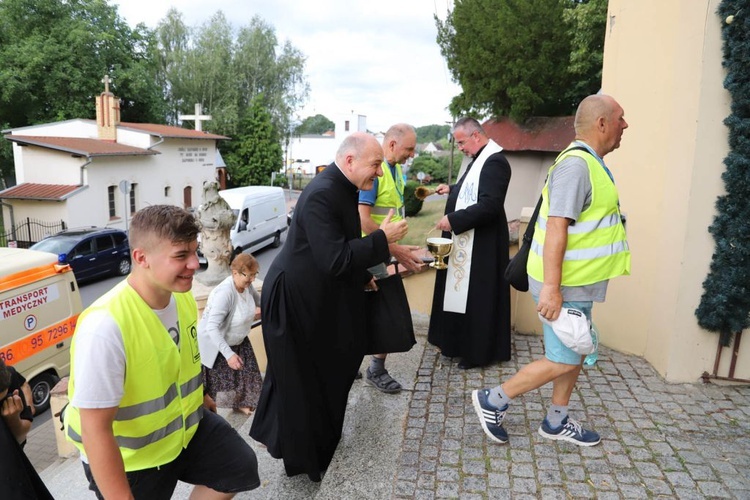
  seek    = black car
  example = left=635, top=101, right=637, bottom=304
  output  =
left=30, top=227, right=131, bottom=281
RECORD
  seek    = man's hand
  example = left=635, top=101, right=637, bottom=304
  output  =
left=365, top=277, right=379, bottom=292
left=379, top=209, right=408, bottom=243
left=2, top=390, right=32, bottom=444
left=435, top=184, right=450, bottom=195
left=436, top=215, right=452, bottom=232
left=537, top=284, right=563, bottom=321
left=227, top=354, right=244, bottom=371
left=203, top=394, right=217, bottom=413
left=1, top=390, right=24, bottom=419
left=389, top=243, right=423, bottom=272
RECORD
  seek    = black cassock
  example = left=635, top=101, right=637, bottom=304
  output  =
left=0, top=416, right=53, bottom=499
left=428, top=146, right=512, bottom=366
left=249, top=164, right=389, bottom=481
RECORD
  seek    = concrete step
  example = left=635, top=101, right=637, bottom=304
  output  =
left=42, top=322, right=426, bottom=498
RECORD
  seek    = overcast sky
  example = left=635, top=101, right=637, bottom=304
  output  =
left=109, top=0, right=461, bottom=132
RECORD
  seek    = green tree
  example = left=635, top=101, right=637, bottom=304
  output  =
left=403, top=181, right=424, bottom=217
left=695, top=0, right=750, bottom=346
left=156, top=12, right=308, bottom=137
left=436, top=0, right=606, bottom=121
left=416, top=124, right=450, bottom=144
left=564, top=0, right=608, bottom=106
left=411, top=155, right=448, bottom=183
left=0, top=0, right=167, bottom=182
left=224, top=95, right=283, bottom=187
left=295, top=114, right=335, bottom=135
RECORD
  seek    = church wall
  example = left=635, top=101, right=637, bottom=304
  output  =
left=596, top=0, right=734, bottom=381
left=503, top=151, right=556, bottom=223
left=8, top=120, right=96, bottom=139
left=14, top=147, right=84, bottom=185
left=6, top=200, right=71, bottom=235
left=115, top=128, right=155, bottom=149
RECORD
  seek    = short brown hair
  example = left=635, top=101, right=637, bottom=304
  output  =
left=231, top=253, right=258, bottom=274
left=129, top=205, right=200, bottom=250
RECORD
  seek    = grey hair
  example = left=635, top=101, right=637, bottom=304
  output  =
left=383, top=123, right=416, bottom=143
left=452, top=117, right=485, bottom=136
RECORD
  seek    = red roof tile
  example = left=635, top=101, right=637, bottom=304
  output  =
left=0, top=183, right=83, bottom=201
left=119, top=122, right=229, bottom=140
left=6, top=136, right=157, bottom=157
left=482, top=116, right=575, bottom=153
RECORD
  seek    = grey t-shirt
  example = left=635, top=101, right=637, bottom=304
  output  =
left=529, top=155, right=609, bottom=302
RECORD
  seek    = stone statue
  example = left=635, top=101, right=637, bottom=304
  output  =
left=195, top=181, right=235, bottom=285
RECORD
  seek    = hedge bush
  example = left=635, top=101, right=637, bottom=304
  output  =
left=403, top=180, right=424, bottom=217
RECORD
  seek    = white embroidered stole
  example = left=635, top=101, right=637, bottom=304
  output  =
left=443, top=140, right=503, bottom=313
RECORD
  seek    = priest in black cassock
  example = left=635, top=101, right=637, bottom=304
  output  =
left=428, top=117, right=512, bottom=369
left=249, top=132, right=408, bottom=482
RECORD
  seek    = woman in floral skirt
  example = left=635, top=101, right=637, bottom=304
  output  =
left=198, top=253, right=263, bottom=414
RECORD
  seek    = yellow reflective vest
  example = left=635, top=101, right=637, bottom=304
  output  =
left=370, top=161, right=405, bottom=223
left=527, top=145, right=630, bottom=286
left=65, top=281, right=204, bottom=471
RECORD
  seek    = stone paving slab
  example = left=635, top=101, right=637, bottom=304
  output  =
left=394, top=333, right=750, bottom=500
left=31, top=324, right=750, bottom=499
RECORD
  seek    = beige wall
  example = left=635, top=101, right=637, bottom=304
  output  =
left=593, top=0, right=735, bottom=381
left=504, top=151, right=556, bottom=222
left=509, top=0, right=743, bottom=382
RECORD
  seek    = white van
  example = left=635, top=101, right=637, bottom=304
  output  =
left=219, top=186, right=288, bottom=255
left=0, top=247, right=83, bottom=412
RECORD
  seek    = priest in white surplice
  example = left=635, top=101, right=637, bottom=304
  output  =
left=428, top=117, right=512, bottom=369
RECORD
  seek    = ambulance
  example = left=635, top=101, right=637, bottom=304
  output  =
left=0, top=247, right=82, bottom=412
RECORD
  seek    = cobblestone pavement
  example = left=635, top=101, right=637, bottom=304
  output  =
left=395, top=333, right=750, bottom=500
left=26, top=412, right=59, bottom=473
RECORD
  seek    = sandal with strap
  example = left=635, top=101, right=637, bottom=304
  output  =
left=365, top=368, right=403, bottom=394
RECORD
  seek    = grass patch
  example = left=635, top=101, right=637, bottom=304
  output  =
left=402, top=199, right=447, bottom=246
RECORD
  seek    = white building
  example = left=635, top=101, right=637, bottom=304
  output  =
left=0, top=84, right=227, bottom=243
left=286, top=111, right=369, bottom=176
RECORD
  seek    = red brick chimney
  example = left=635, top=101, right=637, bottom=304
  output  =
left=96, top=75, right=120, bottom=142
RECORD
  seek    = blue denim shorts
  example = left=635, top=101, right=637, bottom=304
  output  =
left=533, top=297, right=593, bottom=366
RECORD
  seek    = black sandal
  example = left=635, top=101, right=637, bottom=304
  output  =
left=365, top=368, right=402, bottom=394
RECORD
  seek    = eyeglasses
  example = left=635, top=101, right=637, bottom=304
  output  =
left=455, top=131, right=476, bottom=147
left=239, top=271, right=259, bottom=278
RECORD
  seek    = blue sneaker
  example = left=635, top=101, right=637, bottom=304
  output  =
left=471, top=389, right=508, bottom=444
left=538, top=416, right=601, bottom=446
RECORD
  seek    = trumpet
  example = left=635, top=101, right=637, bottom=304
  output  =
left=414, top=186, right=436, bottom=200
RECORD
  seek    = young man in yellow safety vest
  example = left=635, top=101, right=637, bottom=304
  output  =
left=472, top=95, right=630, bottom=447
left=65, top=205, right=259, bottom=499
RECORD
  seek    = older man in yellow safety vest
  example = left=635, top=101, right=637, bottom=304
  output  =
left=471, top=94, right=630, bottom=448
left=358, top=123, right=423, bottom=393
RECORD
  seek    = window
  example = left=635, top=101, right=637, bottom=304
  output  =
left=95, top=235, right=114, bottom=252
left=108, top=186, right=116, bottom=218
left=164, top=186, right=171, bottom=197
left=74, top=239, right=95, bottom=257
left=113, top=233, right=127, bottom=246
left=183, top=186, right=192, bottom=209
left=130, top=183, right=137, bottom=214
left=345, top=120, right=350, bottom=132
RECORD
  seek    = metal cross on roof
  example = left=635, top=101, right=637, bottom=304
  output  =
left=179, top=103, right=212, bottom=132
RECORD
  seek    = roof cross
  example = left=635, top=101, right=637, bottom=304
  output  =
left=101, top=75, right=111, bottom=94
left=179, top=103, right=212, bottom=132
